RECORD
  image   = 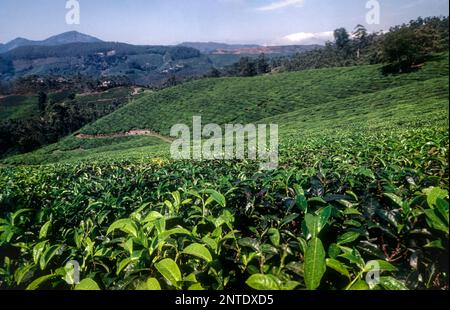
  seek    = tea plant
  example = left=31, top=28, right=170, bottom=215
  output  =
left=0, top=122, right=448, bottom=290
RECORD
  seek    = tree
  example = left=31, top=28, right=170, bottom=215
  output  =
left=353, top=24, right=368, bottom=59
left=334, top=28, right=350, bottom=49
left=256, top=54, right=270, bottom=75
left=238, top=57, right=257, bottom=77
left=207, top=67, right=221, bottom=78
left=381, top=26, right=423, bottom=72
left=164, top=75, right=178, bottom=87
left=37, top=91, right=47, bottom=111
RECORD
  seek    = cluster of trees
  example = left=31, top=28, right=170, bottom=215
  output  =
left=0, top=89, right=129, bottom=157
left=285, top=16, right=448, bottom=73
left=0, top=75, right=131, bottom=96
left=207, top=54, right=272, bottom=78
left=0, top=42, right=200, bottom=62
left=213, top=16, right=448, bottom=77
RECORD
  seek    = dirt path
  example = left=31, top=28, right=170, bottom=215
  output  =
left=75, top=129, right=174, bottom=143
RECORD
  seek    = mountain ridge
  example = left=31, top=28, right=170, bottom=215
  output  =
left=179, top=41, right=322, bottom=55
left=0, top=31, right=102, bottom=53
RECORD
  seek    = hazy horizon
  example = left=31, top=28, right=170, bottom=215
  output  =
left=0, top=0, right=449, bottom=46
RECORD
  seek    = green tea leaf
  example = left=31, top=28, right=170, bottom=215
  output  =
left=39, top=220, right=51, bottom=240
left=379, top=276, right=408, bottom=290
left=26, top=274, right=58, bottom=290
left=75, top=278, right=101, bottom=290
left=268, top=228, right=280, bottom=246
left=155, top=258, right=182, bottom=287
left=182, top=243, right=213, bottom=262
left=305, top=214, right=320, bottom=238
left=337, top=231, right=360, bottom=245
left=39, top=244, right=61, bottom=270
left=204, top=189, right=226, bottom=207
left=304, top=237, right=326, bottom=290
left=107, top=219, right=138, bottom=238
left=146, top=278, right=161, bottom=290
left=246, top=274, right=280, bottom=290
left=326, top=258, right=350, bottom=279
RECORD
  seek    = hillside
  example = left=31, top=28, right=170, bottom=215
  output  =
left=4, top=53, right=448, bottom=165
left=79, top=54, right=448, bottom=136
left=1, top=49, right=448, bottom=292
left=179, top=42, right=321, bottom=55
left=0, top=41, right=211, bottom=86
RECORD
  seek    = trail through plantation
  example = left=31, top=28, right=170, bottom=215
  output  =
left=75, top=129, right=174, bottom=143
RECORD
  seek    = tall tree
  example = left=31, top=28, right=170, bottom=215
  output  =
left=256, top=54, right=270, bottom=75
left=353, top=24, right=368, bottom=59
left=334, top=28, right=350, bottom=49
left=238, top=57, right=257, bottom=77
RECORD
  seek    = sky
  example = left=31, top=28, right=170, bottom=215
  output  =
left=0, top=0, right=448, bottom=45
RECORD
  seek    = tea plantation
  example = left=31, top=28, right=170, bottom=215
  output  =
left=0, top=54, right=448, bottom=290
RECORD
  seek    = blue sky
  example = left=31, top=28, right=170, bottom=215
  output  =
left=0, top=0, right=448, bottom=45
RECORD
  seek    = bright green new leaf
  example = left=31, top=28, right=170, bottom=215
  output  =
left=423, top=187, right=448, bottom=208
left=246, top=274, right=280, bottom=290
left=107, top=218, right=138, bottom=238
left=75, top=278, right=101, bottom=290
left=155, top=258, right=182, bottom=287
left=182, top=243, right=213, bottom=262
left=146, top=278, right=161, bottom=290
left=268, top=228, right=280, bottom=246
left=39, top=220, right=51, bottom=240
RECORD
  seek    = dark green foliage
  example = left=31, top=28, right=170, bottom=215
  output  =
left=37, top=92, right=47, bottom=111
left=334, top=28, right=350, bottom=49
left=256, top=54, right=270, bottom=74
left=381, top=16, right=449, bottom=73
left=0, top=87, right=132, bottom=157
left=241, top=16, right=449, bottom=74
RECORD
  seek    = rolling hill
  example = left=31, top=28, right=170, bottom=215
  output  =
left=0, top=41, right=211, bottom=86
left=1, top=52, right=448, bottom=292
left=4, top=53, right=448, bottom=165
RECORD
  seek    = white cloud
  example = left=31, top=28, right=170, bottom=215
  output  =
left=276, top=31, right=334, bottom=45
left=256, top=0, right=305, bottom=11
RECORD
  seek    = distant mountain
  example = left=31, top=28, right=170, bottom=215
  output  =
left=0, top=31, right=102, bottom=53
left=179, top=42, right=322, bottom=55
left=0, top=41, right=212, bottom=86
left=179, top=42, right=261, bottom=54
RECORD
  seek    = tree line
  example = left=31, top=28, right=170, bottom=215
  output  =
left=211, top=16, right=448, bottom=77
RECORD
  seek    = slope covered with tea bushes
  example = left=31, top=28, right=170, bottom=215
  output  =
left=79, top=54, right=448, bottom=136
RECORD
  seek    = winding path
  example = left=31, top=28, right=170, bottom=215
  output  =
left=75, top=129, right=174, bottom=143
